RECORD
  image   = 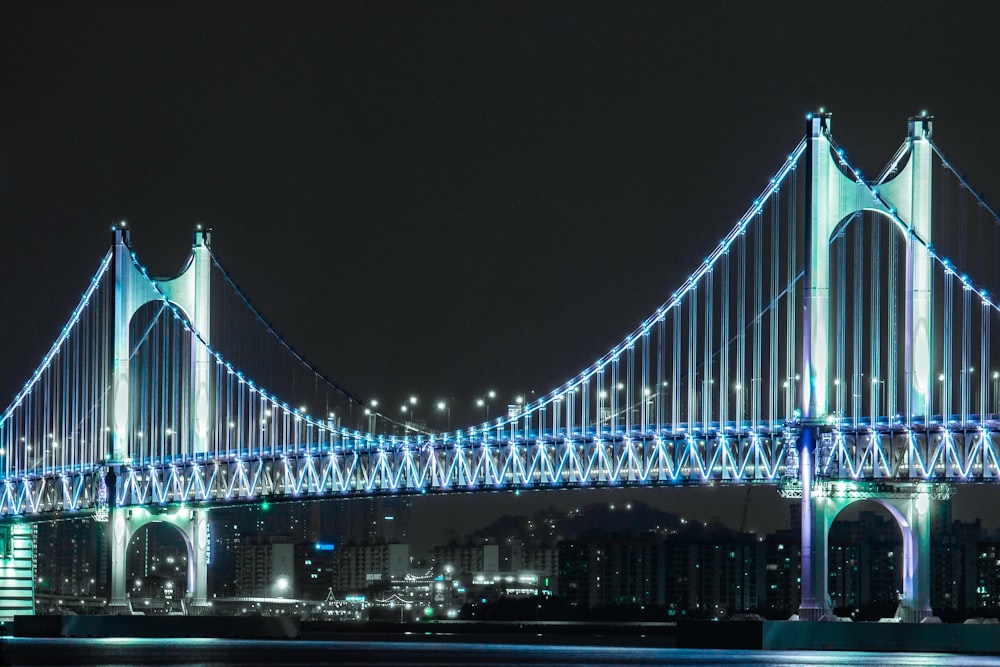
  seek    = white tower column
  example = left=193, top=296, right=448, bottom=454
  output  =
left=111, top=226, right=133, bottom=463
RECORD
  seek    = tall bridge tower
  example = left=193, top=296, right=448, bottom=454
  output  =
left=795, top=112, right=937, bottom=622
left=108, top=224, right=212, bottom=612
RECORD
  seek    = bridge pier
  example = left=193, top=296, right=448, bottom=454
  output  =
left=788, top=469, right=943, bottom=622
left=109, top=506, right=210, bottom=614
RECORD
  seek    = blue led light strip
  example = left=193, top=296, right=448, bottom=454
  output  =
left=834, top=141, right=1000, bottom=315
left=0, top=250, right=113, bottom=426
left=930, top=142, right=1000, bottom=222
left=129, top=253, right=345, bottom=440
left=208, top=254, right=365, bottom=406
left=475, top=138, right=809, bottom=433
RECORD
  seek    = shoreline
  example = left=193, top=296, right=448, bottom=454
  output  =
left=5, top=616, right=1000, bottom=655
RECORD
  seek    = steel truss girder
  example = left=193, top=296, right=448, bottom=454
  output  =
left=0, top=427, right=996, bottom=519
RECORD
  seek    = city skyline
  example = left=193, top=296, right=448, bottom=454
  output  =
left=3, top=0, right=1000, bottom=540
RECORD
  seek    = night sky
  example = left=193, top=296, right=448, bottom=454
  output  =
left=2, top=1, right=1000, bottom=538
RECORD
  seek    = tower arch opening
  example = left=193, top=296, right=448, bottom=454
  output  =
left=124, top=519, right=191, bottom=613
left=827, top=498, right=904, bottom=620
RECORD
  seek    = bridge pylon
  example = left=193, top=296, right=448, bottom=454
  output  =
left=107, top=224, right=213, bottom=614
left=797, top=112, right=937, bottom=621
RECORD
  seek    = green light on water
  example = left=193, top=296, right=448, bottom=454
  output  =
left=261, top=501, right=270, bottom=511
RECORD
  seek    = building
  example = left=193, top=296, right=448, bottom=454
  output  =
left=329, top=543, right=409, bottom=595
left=235, top=540, right=295, bottom=598
left=557, top=538, right=662, bottom=608
left=432, top=543, right=499, bottom=578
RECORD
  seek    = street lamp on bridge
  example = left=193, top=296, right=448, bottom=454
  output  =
left=437, top=400, right=451, bottom=432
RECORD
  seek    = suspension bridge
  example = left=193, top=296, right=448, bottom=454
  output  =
left=2, top=112, right=999, bottom=623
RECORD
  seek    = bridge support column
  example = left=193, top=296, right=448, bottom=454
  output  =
left=107, top=506, right=211, bottom=615
left=109, top=507, right=129, bottom=612
left=894, top=492, right=933, bottom=623
left=797, top=427, right=833, bottom=621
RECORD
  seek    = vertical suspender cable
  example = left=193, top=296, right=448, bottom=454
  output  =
left=888, top=228, right=898, bottom=420
left=962, top=285, right=971, bottom=424
left=982, top=300, right=989, bottom=419
left=721, top=251, right=729, bottom=427
left=704, top=272, right=713, bottom=430
left=673, top=307, right=680, bottom=432
left=642, top=331, right=649, bottom=433
left=837, top=231, right=846, bottom=420
left=944, top=271, right=953, bottom=420
left=611, top=356, right=619, bottom=434
left=786, top=168, right=797, bottom=419
left=688, top=287, right=697, bottom=433
left=626, top=344, right=634, bottom=434
left=854, top=215, right=863, bottom=426
left=753, top=210, right=762, bottom=428
left=770, top=190, right=779, bottom=428
left=872, top=214, right=881, bottom=422
left=657, top=318, right=664, bottom=433
left=738, top=231, right=746, bottom=426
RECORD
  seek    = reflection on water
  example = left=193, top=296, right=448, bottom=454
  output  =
left=6, top=638, right=1000, bottom=667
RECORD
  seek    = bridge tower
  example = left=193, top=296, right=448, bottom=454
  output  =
left=108, top=224, right=212, bottom=612
left=798, top=113, right=936, bottom=622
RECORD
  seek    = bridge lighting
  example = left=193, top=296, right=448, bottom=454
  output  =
left=370, top=399, right=378, bottom=408
left=409, top=396, right=417, bottom=405
left=515, top=396, right=523, bottom=405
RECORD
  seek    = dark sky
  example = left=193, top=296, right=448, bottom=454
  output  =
left=2, top=0, right=1000, bottom=537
